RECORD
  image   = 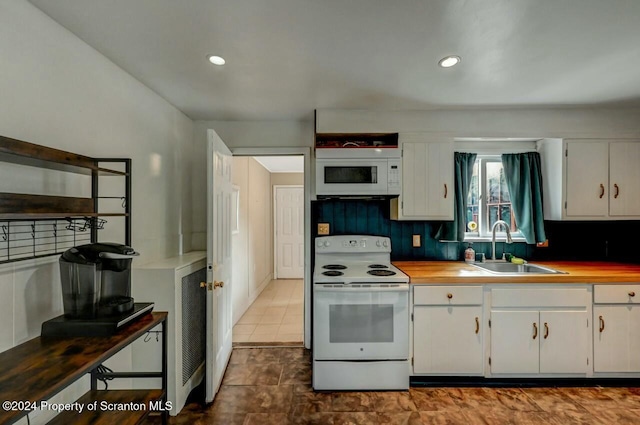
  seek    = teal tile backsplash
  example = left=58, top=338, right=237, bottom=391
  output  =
left=313, top=200, right=533, bottom=261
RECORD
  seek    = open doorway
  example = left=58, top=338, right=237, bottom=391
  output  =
left=229, top=154, right=307, bottom=346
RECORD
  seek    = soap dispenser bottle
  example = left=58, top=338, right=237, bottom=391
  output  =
left=464, top=243, right=475, bottom=263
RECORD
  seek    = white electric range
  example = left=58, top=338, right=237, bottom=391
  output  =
left=312, top=235, right=410, bottom=391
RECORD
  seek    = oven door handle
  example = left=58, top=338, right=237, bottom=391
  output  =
left=314, top=285, right=410, bottom=293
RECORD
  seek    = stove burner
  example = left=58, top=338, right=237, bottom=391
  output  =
left=367, top=270, right=396, bottom=277
left=322, top=270, right=344, bottom=277
left=323, top=264, right=347, bottom=270
left=368, top=264, right=389, bottom=269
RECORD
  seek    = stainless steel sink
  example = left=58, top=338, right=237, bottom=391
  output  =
left=470, top=262, right=566, bottom=275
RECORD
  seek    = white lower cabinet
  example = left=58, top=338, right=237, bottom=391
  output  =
left=490, top=310, right=588, bottom=374
left=410, top=283, right=640, bottom=378
left=413, top=286, right=483, bottom=374
left=593, top=284, right=640, bottom=372
left=489, top=287, right=590, bottom=376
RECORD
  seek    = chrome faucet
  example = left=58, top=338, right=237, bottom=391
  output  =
left=491, top=220, right=513, bottom=261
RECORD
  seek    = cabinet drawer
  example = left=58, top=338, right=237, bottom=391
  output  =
left=491, top=288, right=588, bottom=308
left=414, top=286, right=483, bottom=305
left=594, top=285, right=640, bottom=304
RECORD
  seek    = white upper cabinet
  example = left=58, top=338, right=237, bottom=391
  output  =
left=565, top=141, right=609, bottom=218
left=538, top=138, right=640, bottom=220
left=609, top=142, right=640, bottom=217
left=391, top=134, right=453, bottom=221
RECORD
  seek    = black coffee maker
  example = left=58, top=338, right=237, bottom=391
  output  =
left=42, top=243, right=154, bottom=337
left=59, top=243, right=138, bottom=318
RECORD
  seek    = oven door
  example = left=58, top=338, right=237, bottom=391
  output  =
left=313, top=284, right=409, bottom=360
left=316, top=159, right=389, bottom=195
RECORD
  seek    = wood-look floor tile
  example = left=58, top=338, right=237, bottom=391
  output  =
left=519, top=387, right=590, bottom=414
left=202, top=411, right=247, bottom=425
left=228, top=348, right=251, bottom=364
left=493, top=388, right=543, bottom=412
left=289, top=412, right=335, bottom=425
left=222, top=362, right=283, bottom=386
left=210, top=385, right=293, bottom=414
left=372, top=391, right=417, bottom=412
left=409, top=388, right=459, bottom=412
left=144, top=348, right=640, bottom=425
left=445, top=387, right=500, bottom=409
left=331, top=391, right=378, bottom=412
left=279, top=347, right=310, bottom=364
left=332, top=412, right=380, bottom=424
left=561, top=386, right=619, bottom=414
left=589, top=408, right=640, bottom=425
left=418, top=410, right=476, bottom=425
left=597, top=387, right=640, bottom=409
left=244, top=413, right=291, bottom=425
left=247, top=348, right=283, bottom=363
left=280, top=362, right=311, bottom=385
left=290, top=390, right=333, bottom=415
left=378, top=411, right=424, bottom=425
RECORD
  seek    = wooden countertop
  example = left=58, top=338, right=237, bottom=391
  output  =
left=393, top=261, right=640, bottom=284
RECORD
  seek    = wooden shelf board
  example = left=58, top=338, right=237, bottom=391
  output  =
left=0, top=193, right=95, bottom=216
left=0, top=313, right=167, bottom=425
left=97, top=167, right=129, bottom=177
left=46, top=390, right=165, bottom=425
left=0, top=135, right=127, bottom=176
left=0, top=213, right=129, bottom=220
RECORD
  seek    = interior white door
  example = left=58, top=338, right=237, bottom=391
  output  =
left=275, top=186, right=304, bottom=279
left=205, top=129, right=233, bottom=403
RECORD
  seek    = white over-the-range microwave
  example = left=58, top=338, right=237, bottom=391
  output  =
left=315, top=148, right=401, bottom=196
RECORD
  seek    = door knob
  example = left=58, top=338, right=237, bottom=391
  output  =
left=200, top=281, right=208, bottom=289
left=214, top=281, right=225, bottom=289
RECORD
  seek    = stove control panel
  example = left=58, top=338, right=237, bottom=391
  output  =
left=315, top=235, right=391, bottom=253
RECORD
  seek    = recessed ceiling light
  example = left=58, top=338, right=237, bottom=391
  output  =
left=207, top=55, right=226, bottom=66
left=438, top=55, right=461, bottom=68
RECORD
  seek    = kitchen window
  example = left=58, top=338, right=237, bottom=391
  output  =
left=466, top=156, right=523, bottom=240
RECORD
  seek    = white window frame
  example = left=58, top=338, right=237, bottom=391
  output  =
left=464, top=155, right=526, bottom=242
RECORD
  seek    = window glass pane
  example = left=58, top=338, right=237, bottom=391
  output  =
left=466, top=161, right=479, bottom=232
left=465, top=158, right=519, bottom=238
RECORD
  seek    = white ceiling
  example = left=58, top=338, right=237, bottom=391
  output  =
left=253, top=156, right=304, bottom=173
left=29, top=0, right=640, bottom=121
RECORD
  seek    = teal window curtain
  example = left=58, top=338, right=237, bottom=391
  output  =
left=501, top=152, right=547, bottom=244
left=436, top=152, right=477, bottom=241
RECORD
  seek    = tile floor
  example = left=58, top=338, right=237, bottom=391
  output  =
left=232, top=279, right=304, bottom=344
left=147, top=347, right=640, bottom=425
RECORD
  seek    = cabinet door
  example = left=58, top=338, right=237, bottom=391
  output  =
left=565, top=141, right=608, bottom=218
left=401, top=140, right=453, bottom=220
left=539, top=311, right=588, bottom=374
left=490, top=310, right=539, bottom=374
left=609, top=142, right=640, bottom=217
left=413, top=306, right=483, bottom=374
left=594, top=305, right=640, bottom=372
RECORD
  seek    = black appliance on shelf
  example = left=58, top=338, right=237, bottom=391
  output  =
left=41, top=243, right=154, bottom=337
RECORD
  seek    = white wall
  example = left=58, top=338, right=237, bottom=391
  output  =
left=191, top=120, right=312, bottom=249
left=271, top=173, right=305, bottom=187
left=0, top=2, right=194, bottom=421
left=231, top=157, right=274, bottom=324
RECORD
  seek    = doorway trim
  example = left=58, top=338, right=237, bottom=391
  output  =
left=231, top=147, right=311, bottom=349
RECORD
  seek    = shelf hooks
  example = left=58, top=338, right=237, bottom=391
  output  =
left=1, top=225, right=7, bottom=242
